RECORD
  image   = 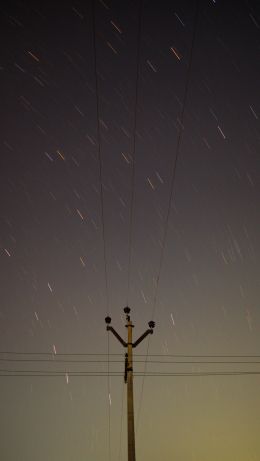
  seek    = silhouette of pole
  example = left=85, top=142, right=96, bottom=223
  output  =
left=105, top=307, right=155, bottom=461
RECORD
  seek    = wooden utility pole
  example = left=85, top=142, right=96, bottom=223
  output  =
left=105, top=307, right=155, bottom=461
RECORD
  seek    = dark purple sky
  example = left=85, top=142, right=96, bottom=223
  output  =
left=0, top=1, right=259, bottom=460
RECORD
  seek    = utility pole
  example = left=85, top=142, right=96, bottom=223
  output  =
left=105, top=307, right=155, bottom=461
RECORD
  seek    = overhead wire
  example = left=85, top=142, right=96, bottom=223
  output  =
left=91, top=1, right=110, bottom=460
left=1, top=371, right=260, bottom=378
left=1, top=351, right=260, bottom=358
left=150, top=1, right=200, bottom=328
left=1, top=360, right=259, bottom=375
left=136, top=0, right=200, bottom=434
left=0, top=358, right=260, bottom=364
left=0, top=351, right=122, bottom=356
left=107, top=329, right=111, bottom=461
left=92, top=0, right=109, bottom=315
left=126, top=0, right=143, bottom=306
left=118, top=380, right=125, bottom=461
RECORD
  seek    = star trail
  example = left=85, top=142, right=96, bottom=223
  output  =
left=0, top=1, right=259, bottom=460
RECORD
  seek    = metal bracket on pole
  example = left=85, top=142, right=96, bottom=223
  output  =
left=132, top=328, right=153, bottom=348
left=106, top=325, right=127, bottom=347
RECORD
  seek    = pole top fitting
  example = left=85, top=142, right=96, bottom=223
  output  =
left=148, top=320, right=155, bottom=329
left=123, top=306, right=131, bottom=314
left=105, top=316, right=112, bottom=324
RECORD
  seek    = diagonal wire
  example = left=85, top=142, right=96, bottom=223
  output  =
left=136, top=0, right=200, bottom=436
left=92, top=2, right=110, bottom=460
left=150, top=0, right=200, bottom=322
left=126, top=0, right=143, bottom=306
left=92, top=0, right=109, bottom=316
left=117, top=379, right=125, bottom=461
left=107, top=329, right=111, bottom=461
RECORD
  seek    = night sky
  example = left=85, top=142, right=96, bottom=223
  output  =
left=1, top=1, right=260, bottom=460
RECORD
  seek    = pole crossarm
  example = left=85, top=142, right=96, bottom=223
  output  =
left=132, top=328, right=153, bottom=348
left=106, top=325, right=127, bottom=347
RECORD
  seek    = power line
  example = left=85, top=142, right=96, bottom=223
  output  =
left=134, top=354, right=260, bottom=358
left=151, top=0, right=200, bottom=322
left=0, top=358, right=260, bottom=364
left=137, top=360, right=260, bottom=364
left=137, top=0, right=200, bottom=434
left=126, top=0, right=143, bottom=306
left=0, top=351, right=260, bottom=363
left=0, top=351, right=122, bottom=356
left=0, top=369, right=121, bottom=374
left=1, top=363, right=259, bottom=374
left=118, top=380, right=125, bottom=461
left=92, top=0, right=109, bottom=315
left=107, top=329, right=111, bottom=461
left=92, top=2, right=111, bottom=459
left=1, top=371, right=260, bottom=377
